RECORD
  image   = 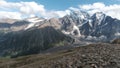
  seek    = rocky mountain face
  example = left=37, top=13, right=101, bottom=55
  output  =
left=38, top=18, right=61, bottom=29
left=81, top=12, right=120, bottom=39
left=60, top=11, right=90, bottom=37
left=61, top=11, right=120, bottom=41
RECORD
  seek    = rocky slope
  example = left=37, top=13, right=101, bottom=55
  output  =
left=111, top=39, right=120, bottom=44
left=0, top=42, right=120, bottom=68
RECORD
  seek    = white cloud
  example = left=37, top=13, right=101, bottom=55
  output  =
left=53, top=10, right=70, bottom=18
left=0, top=0, right=68, bottom=19
left=0, top=0, right=46, bottom=19
left=19, top=2, right=45, bottom=15
left=69, top=7, right=80, bottom=11
left=0, top=11, right=21, bottom=19
left=79, top=2, right=105, bottom=10
left=1, top=1, right=120, bottom=20
left=79, top=2, right=120, bottom=19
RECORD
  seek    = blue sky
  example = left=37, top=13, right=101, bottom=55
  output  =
left=0, top=0, right=120, bottom=19
left=6, top=0, right=120, bottom=10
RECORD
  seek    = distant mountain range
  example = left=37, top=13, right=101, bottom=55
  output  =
left=0, top=10, right=120, bottom=57
left=0, top=10, right=120, bottom=39
left=60, top=11, right=120, bottom=41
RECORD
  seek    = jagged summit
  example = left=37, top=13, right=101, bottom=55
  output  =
left=91, top=12, right=106, bottom=25
left=69, top=10, right=90, bottom=20
left=92, top=12, right=105, bottom=19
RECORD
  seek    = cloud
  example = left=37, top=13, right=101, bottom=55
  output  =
left=0, top=0, right=46, bottom=19
left=0, top=11, right=21, bottom=19
left=1, top=1, right=120, bottom=20
left=79, top=2, right=120, bottom=19
left=79, top=2, right=105, bottom=10
left=43, top=10, right=70, bottom=19
left=19, top=2, right=45, bottom=15
left=69, top=7, right=80, bottom=11
left=0, top=0, right=68, bottom=19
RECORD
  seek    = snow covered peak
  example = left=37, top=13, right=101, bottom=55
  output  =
left=93, top=12, right=106, bottom=20
left=69, top=10, right=90, bottom=20
left=25, top=17, right=44, bottom=30
left=91, top=12, right=106, bottom=25
left=26, top=16, right=44, bottom=23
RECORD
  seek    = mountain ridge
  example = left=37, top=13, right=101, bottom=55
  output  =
left=0, top=10, right=120, bottom=57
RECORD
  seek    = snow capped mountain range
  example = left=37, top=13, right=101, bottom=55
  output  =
left=60, top=10, right=120, bottom=41
left=0, top=10, right=120, bottom=41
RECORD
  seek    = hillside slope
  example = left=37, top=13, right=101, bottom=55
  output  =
left=0, top=26, right=73, bottom=58
left=0, top=43, right=120, bottom=68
